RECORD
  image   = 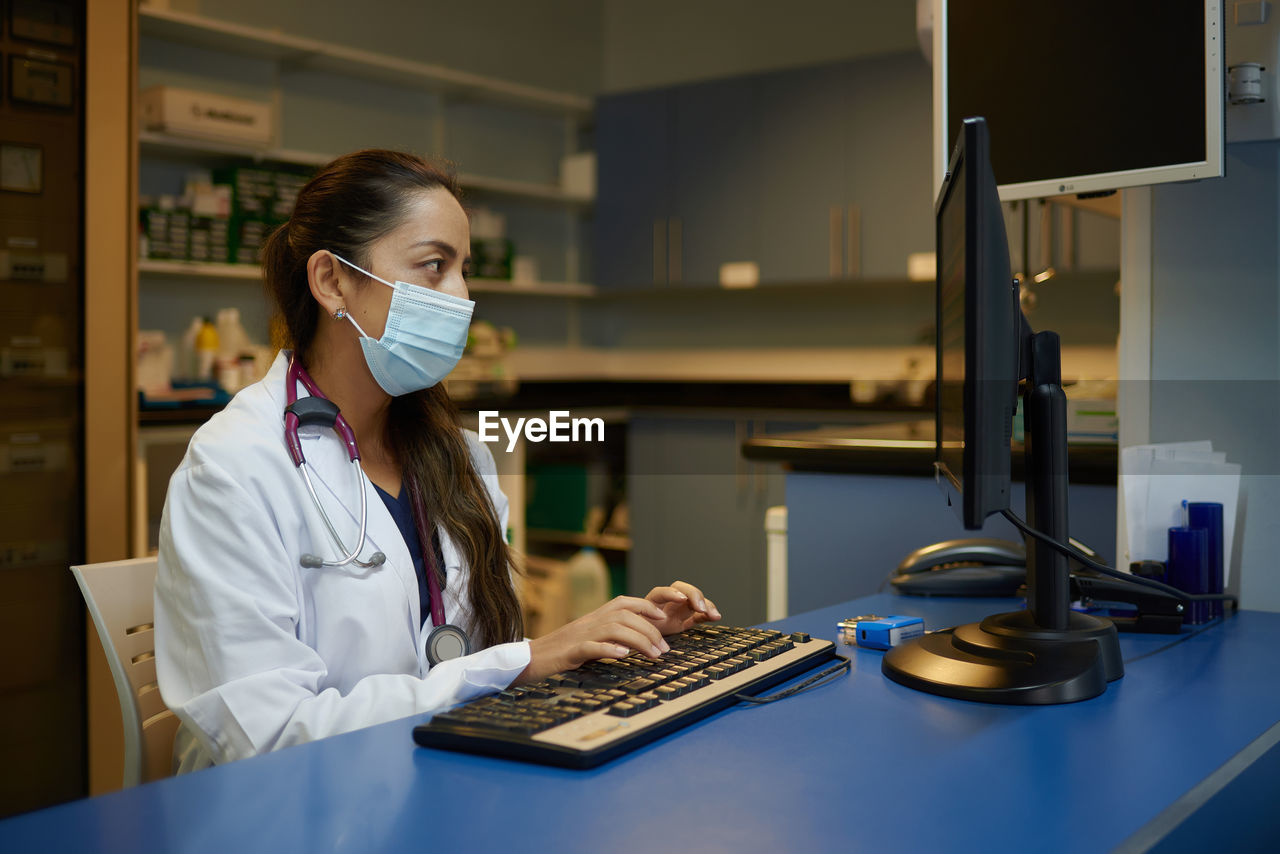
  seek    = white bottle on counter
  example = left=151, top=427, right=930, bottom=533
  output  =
left=565, top=547, right=609, bottom=620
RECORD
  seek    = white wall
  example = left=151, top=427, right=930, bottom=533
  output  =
left=600, top=0, right=918, bottom=93
left=1141, top=142, right=1280, bottom=611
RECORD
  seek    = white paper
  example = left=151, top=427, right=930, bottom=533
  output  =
left=1120, top=441, right=1241, bottom=585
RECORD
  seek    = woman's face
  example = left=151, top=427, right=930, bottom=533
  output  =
left=343, top=186, right=472, bottom=341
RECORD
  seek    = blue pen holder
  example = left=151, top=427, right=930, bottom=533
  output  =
left=1167, top=527, right=1210, bottom=624
left=1187, top=502, right=1225, bottom=619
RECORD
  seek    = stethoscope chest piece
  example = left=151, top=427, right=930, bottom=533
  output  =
left=426, top=624, right=471, bottom=666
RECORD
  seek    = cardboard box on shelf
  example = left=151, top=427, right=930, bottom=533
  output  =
left=140, top=86, right=273, bottom=146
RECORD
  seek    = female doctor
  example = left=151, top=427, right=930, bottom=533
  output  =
left=154, top=150, right=721, bottom=772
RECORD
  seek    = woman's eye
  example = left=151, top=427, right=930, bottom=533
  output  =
left=420, top=259, right=444, bottom=273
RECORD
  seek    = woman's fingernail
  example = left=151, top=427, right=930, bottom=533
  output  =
left=614, top=646, right=630, bottom=657
left=660, top=640, right=670, bottom=652
left=711, top=608, right=721, bottom=619
left=697, top=599, right=707, bottom=611
left=651, top=645, right=663, bottom=657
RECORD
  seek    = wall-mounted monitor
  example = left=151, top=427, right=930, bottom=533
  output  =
left=934, top=0, right=1224, bottom=201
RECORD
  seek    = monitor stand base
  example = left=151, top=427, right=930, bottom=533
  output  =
left=881, top=609, right=1122, bottom=705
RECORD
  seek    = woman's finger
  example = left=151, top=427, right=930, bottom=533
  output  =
left=580, top=640, right=632, bottom=663
left=670, top=580, right=715, bottom=616
left=646, top=585, right=690, bottom=606
left=612, top=608, right=669, bottom=653
left=605, top=594, right=667, bottom=622
left=597, top=620, right=666, bottom=658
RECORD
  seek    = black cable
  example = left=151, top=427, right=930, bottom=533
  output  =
left=999, top=509, right=1238, bottom=611
left=1123, top=617, right=1226, bottom=665
left=733, top=655, right=852, bottom=705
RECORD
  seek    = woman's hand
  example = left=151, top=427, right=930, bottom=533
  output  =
left=518, top=595, right=672, bottom=684
left=516, top=581, right=720, bottom=684
left=644, top=580, right=720, bottom=635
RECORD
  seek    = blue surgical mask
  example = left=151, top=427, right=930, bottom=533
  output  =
left=331, top=253, right=474, bottom=396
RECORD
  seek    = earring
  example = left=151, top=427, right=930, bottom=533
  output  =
left=334, top=307, right=346, bottom=320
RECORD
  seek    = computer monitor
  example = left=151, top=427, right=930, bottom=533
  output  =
left=883, top=117, right=1123, bottom=705
left=934, top=118, right=1019, bottom=529
left=934, top=0, right=1224, bottom=200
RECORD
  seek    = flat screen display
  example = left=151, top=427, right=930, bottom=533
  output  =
left=938, top=0, right=1222, bottom=200
left=936, top=161, right=965, bottom=493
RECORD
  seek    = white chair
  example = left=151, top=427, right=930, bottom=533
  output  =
left=71, top=557, right=179, bottom=787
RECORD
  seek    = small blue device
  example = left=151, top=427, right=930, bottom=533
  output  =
left=842, top=615, right=925, bottom=650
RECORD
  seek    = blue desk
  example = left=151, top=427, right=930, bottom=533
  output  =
left=5, top=595, right=1279, bottom=853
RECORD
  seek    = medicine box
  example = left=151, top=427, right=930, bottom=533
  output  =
left=140, top=86, right=273, bottom=145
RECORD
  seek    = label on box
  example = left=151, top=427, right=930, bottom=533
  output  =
left=140, top=86, right=273, bottom=145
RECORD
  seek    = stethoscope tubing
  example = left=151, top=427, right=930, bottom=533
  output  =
left=287, top=355, right=385, bottom=570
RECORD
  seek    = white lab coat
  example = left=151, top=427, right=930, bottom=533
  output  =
left=154, top=351, right=530, bottom=773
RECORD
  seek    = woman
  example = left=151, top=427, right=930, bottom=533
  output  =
left=154, top=150, right=720, bottom=772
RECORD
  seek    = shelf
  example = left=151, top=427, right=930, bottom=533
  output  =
left=457, top=172, right=594, bottom=208
left=138, top=260, right=595, bottom=297
left=526, top=529, right=632, bottom=552
left=139, top=260, right=261, bottom=280
left=468, top=279, right=595, bottom=297
left=139, top=132, right=333, bottom=168
left=138, top=7, right=593, bottom=117
left=140, top=132, right=594, bottom=207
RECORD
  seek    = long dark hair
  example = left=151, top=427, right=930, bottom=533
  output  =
left=260, top=149, right=523, bottom=649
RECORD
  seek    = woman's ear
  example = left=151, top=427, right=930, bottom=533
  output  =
left=306, top=250, right=347, bottom=319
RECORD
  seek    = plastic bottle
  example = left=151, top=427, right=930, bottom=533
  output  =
left=180, top=316, right=204, bottom=380
left=216, top=307, right=249, bottom=362
left=565, top=547, right=609, bottom=620
left=195, top=317, right=218, bottom=381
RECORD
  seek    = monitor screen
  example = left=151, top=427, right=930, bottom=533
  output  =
left=935, top=117, right=1019, bottom=529
left=935, top=0, right=1223, bottom=200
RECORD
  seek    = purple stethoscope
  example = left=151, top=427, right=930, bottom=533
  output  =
left=284, top=355, right=469, bottom=663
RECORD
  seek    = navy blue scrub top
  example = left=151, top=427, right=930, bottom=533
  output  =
left=373, top=483, right=444, bottom=628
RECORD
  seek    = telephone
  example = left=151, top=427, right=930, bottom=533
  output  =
left=890, top=538, right=1186, bottom=632
left=890, top=538, right=1027, bottom=597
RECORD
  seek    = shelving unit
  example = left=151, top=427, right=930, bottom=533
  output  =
left=138, top=258, right=595, bottom=297
left=139, top=131, right=594, bottom=209
left=137, top=6, right=593, bottom=117
left=136, top=6, right=598, bottom=338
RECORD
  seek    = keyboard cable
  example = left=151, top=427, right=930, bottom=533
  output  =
left=734, top=654, right=852, bottom=705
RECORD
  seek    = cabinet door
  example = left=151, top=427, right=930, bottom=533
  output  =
left=844, top=53, right=935, bottom=279
left=753, top=65, right=849, bottom=284
left=595, top=89, right=673, bottom=288
left=670, top=79, right=757, bottom=286
left=628, top=417, right=777, bottom=626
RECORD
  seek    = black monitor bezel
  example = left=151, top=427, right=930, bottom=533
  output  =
left=935, top=117, right=1019, bottom=529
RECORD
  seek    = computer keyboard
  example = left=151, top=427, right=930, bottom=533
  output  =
left=413, top=624, right=838, bottom=768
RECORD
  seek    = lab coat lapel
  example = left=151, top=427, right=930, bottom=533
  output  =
left=303, top=440, right=421, bottom=628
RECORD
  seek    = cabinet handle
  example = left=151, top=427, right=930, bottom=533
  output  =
left=847, top=203, right=861, bottom=278
left=828, top=206, right=843, bottom=279
left=668, top=217, right=682, bottom=284
left=653, top=219, right=667, bottom=285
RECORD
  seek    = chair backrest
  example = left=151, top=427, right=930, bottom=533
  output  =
left=71, top=557, right=179, bottom=787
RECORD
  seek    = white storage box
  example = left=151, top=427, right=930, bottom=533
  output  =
left=140, top=86, right=273, bottom=145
